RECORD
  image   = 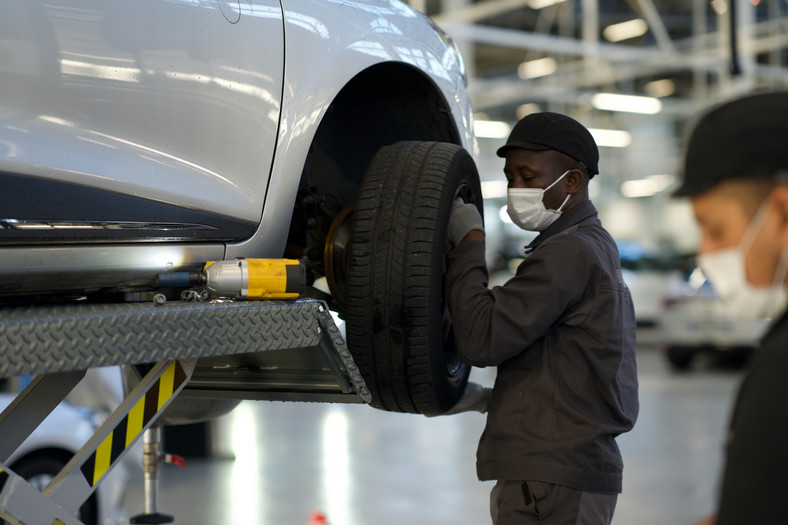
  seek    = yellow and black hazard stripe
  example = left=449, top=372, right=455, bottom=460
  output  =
left=80, top=361, right=188, bottom=487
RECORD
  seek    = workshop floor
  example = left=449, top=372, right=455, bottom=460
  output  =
left=122, top=330, right=743, bottom=525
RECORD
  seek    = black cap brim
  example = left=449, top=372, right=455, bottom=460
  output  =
left=671, top=176, right=719, bottom=198
left=496, top=141, right=552, bottom=158
left=673, top=92, right=788, bottom=199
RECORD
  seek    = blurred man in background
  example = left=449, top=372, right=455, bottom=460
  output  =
left=673, top=92, right=788, bottom=525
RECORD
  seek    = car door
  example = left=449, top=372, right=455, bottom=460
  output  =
left=0, top=1, right=284, bottom=242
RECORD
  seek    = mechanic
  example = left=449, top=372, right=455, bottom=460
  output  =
left=671, top=92, right=788, bottom=525
left=445, top=112, right=639, bottom=524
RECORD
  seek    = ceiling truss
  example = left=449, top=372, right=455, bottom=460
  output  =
left=423, top=0, right=788, bottom=115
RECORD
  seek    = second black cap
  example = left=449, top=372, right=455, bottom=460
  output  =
left=496, top=112, right=600, bottom=175
left=674, top=91, right=788, bottom=197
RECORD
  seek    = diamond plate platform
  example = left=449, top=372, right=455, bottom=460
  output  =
left=0, top=299, right=369, bottom=403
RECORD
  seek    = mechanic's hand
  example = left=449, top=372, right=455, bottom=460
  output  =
left=431, top=382, right=491, bottom=416
left=448, top=201, right=484, bottom=248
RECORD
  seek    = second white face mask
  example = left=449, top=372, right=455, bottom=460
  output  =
left=698, top=248, right=787, bottom=320
left=697, top=200, right=788, bottom=321
left=506, top=170, right=572, bottom=232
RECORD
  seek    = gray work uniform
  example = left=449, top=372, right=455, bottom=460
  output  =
left=446, top=199, right=639, bottom=500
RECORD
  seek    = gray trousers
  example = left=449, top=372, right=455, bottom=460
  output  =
left=490, top=480, right=618, bottom=525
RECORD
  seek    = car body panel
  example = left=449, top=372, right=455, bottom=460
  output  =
left=0, top=0, right=473, bottom=295
left=227, top=0, right=474, bottom=257
left=1, top=0, right=284, bottom=223
left=0, top=243, right=225, bottom=295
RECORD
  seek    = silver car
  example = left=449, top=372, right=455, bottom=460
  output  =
left=1, top=1, right=480, bottom=414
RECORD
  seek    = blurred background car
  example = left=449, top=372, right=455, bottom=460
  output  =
left=0, top=390, right=128, bottom=525
left=659, top=266, right=769, bottom=370
left=617, top=240, right=683, bottom=327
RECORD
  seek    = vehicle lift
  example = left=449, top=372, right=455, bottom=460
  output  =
left=0, top=259, right=371, bottom=524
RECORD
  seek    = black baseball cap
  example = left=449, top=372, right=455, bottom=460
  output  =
left=674, top=91, right=788, bottom=197
left=496, top=112, right=600, bottom=176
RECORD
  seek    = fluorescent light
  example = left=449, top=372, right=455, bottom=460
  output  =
left=591, top=92, right=662, bottom=114
left=620, top=174, right=675, bottom=198
left=527, top=0, right=567, bottom=8
left=516, top=103, right=541, bottom=119
left=481, top=180, right=508, bottom=199
left=644, top=78, right=676, bottom=98
left=518, top=57, right=557, bottom=79
left=474, top=120, right=511, bottom=139
left=603, top=18, right=648, bottom=42
left=588, top=128, right=631, bottom=148
left=711, top=0, right=728, bottom=15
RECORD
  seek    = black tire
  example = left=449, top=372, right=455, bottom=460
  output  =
left=8, top=453, right=97, bottom=525
left=713, top=347, right=752, bottom=369
left=345, top=141, right=482, bottom=414
left=666, top=347, right=694, bottom=371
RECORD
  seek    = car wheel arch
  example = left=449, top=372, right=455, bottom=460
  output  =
left=299, top=62, right=462, bottom=202
left=226, top=61, right=468, bottom=259
left=283, top=61, right=465, bottom=276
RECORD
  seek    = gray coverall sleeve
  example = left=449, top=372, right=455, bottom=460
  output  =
left=445, top=239, right=591, bottom=367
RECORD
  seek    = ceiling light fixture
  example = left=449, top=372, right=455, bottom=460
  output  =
left=588, top=128, right=632, bottom=148
left=516, top=103, right=541, bottom=119
left=518, top=57, right=557, bottom=79
left=474, top=120, right=511, bottom=139
left=620, top=174, right=675, bottom=198
left=644, top=78, right=676, bottom=98
left=711, top=0, right=728, bottom=15
left=526, top=0, right=567, bottom=9
left=591, top=92, right=662, bottom=114
left=603, top=18, right=648, bottom=42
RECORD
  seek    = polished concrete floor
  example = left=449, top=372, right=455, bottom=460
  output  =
left=122, top=330, right=744, bottom=525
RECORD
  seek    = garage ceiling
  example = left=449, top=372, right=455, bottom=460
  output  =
left=425, top=0, right=788, bottom=116
left=418, top=0, right=788, bottom=204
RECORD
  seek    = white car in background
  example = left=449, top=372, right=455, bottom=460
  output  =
left=617, top=241, right=682, bottom=326
left=1, top=0, right=480, bottom=415
left=0, top=393, right=127, bottom=525
left=659, top=267, right=769, bottom=370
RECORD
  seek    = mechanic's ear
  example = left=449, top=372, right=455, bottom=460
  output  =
left=565, top=169, right=583, bottom=194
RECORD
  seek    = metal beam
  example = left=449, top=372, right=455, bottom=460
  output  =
left=440, top=13, right=788, bottom=60
left=432, top=0, right=534, bottom=24
left=469, top=76, right=699, bottom=116
left=582, top=0, right=600, bottom=78
left=631, top=0, right=676, bottom=52
left=442, top=22, right=669, bottom=62
left=0, top=371, right=86, bottom=463
left=692, top=0, right=709, bottom=103
left=443, top=14, right=788, bottom=78
left=437, top=4, right=788, bottom=111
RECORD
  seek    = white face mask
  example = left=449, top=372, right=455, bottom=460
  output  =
left=506, top=170, right=572, bottom=231
left=697, top=199, right=788, bottom=320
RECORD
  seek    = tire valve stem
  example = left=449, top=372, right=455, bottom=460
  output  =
left=157, top=258, right=306, bottom=300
